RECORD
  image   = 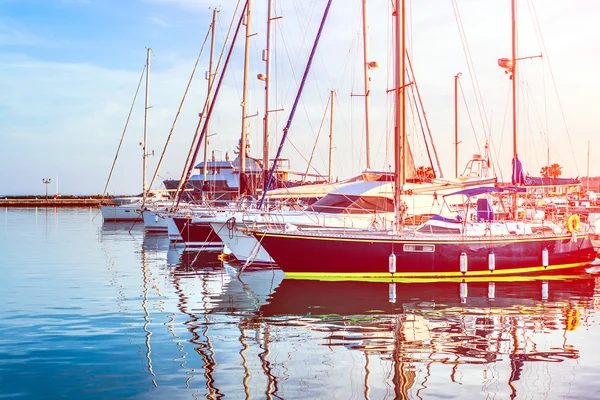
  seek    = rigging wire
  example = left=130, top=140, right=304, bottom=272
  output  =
left=301, top=91, right=332, bottom=183
left=406, top=52, right=441, bottom=178
left=277, top=0, right=331, bottom=169
left=519, top=67, right=549, bottom=172
left=525, top=0, right=551, bottom=169
left=101, top=63, right=146, bottom=199
left=259, top=0, right=334, bottom=208
left=451, top=0, right=513, bottom=181
left=172, top=0, right=244, bottom=209
left=497, top=80, right=513, bottom=183
left=142, top=21, right=213, bottom=207
left=325, top=6, right=368, bottom=175
left=458, top=79, right=481, bottom=156
left=450, top=0, right=489, bottom=150
left=528, top=0, right=579, bottom=175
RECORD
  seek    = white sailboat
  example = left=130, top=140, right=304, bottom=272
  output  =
left=101, top=48, right=168, bottom=222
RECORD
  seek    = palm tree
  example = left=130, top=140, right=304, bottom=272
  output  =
left=416, top=165, right=435, bottom=179
left=540, top=163, right=563, bottom=179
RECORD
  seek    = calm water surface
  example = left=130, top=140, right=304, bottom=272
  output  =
left=2, top=208, right=600, bottom=399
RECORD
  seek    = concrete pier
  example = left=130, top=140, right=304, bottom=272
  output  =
left=0, top=198, right=116, bottom=207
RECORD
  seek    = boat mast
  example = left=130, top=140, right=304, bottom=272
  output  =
left=511, top=0, right=517, bottom=164
left=257, top=0, right=333, bottom=208
left=587, top=140, right=590, bottom=191
left=262, top=0, right=274, bottom=191
left=454, top=72, right=461, bottom=177
left=143, top=47, right=151, bottom=198
left=174, top=3, right=248, bottom=208
left=203, top=9, right=218, bottom=183
left=362, top=0, right=372, bottom=170
left=240, top=0, right=252, bottom=193
left=511, top=0, right=518, bottom=219
left=328, top=90, right=335, bottom=183
left=394, top=0, right=406, bottom=230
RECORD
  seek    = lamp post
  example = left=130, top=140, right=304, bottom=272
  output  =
left=42, top=178, right=52, bottom=203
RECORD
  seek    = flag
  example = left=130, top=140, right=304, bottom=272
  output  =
left=511, top=156, right=525, bottom=186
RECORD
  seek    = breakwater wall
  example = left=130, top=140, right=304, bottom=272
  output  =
left=0, top=198, right=116, bottom=207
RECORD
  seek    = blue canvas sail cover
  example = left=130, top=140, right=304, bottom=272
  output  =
left=443, top=186, right=526, bottom=198
left=511, top=155, right=525, bottom=185
left=443, top=187, right=504, bottom=198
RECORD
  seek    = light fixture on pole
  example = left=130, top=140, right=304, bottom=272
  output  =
left=42, top=178, right=52, bottom=203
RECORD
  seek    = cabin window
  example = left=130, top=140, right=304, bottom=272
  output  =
left=404, top=244, right=435, bottom=252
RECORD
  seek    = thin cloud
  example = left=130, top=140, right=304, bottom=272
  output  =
left=0, top=22, right=48, bottom=46
left=147, top=16, right=172, bottom=28
left=59, top=0, right=91, bottom=4
left=141, top=0, right=234, bottom=13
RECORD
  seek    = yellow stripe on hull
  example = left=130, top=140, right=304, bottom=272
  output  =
left=284, top=261, right=592, bottom=282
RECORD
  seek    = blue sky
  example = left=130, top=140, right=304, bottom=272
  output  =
left=1, top=0, right=599, bottom=195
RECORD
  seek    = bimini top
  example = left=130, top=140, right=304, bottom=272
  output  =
left=443, top=186, right=526, bottom=198
left=307, top=181, right=394, bottom=214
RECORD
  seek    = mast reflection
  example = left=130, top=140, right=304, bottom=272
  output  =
left=154, top=234, right=598, bottom=398
left=256, top=276, right=595, bottom=398
left=169, top=248, right=226, bottom=399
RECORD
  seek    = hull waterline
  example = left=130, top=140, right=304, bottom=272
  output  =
left=172, top=217, right=224, bottom=248
left=254, top=230, right=597, bottom=280
left=101, top=205, right=142, bottom=222
left=211, top=221, right=276, bottom=266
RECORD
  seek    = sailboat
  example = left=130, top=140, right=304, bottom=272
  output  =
left=250, top=0, right=596, bottom=279
left=101, top=48, right=170, bottom=222
left=208, top=0, right=496, bottom=267
left=162, top=1, right=333, bottom=245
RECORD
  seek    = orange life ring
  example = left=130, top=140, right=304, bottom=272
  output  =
left=567, top=214, right=580, bottom=233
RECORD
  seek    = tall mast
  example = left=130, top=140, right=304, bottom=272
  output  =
left=511, top=0, right=517, bottom=161
left=394, top=0, right=406, bottom=230
left=240, top=0, right=252, bottom=185
left=328, top=90, right=335, bottom=183
left=362, top=0, right=372, bottom=170
left=203, top=9, right=218, bottom=182
left=454, top=72, right=460, bottom=177
left=587, top=140, right=590, bottom=191
left=262, top=0, right=274, bottom=190
left=142, top=47, right=151, bottom=198
left=511, top=0, right=518, bottom=219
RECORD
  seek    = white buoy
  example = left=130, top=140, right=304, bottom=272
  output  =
left=488, top=281, right=495, bottom=300
left=389, top=253, right=397, bottom=275
left=389, top=282, right=397, bottom=303
left=542, top=248, right=549, bottom=268
left=155, top=214, right=158, bottom=223
left=460, top=281, right=468, bottom=303
left=488, top=251, right=496, bottom=273
left=460, top=252, right=468, bottom=274
left=541, top=280, right=549, bottom=300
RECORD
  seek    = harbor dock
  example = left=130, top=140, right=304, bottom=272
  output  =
left=0, top=197, right=116, bottom=208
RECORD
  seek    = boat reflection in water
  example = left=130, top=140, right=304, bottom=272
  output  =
left=144, top=235, right=599, bottom=398
left=253, top=275, right=596, bottom=399
left=164, top=246, right=284, bottom=398
left=171, top=247, right=285, bottom=315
